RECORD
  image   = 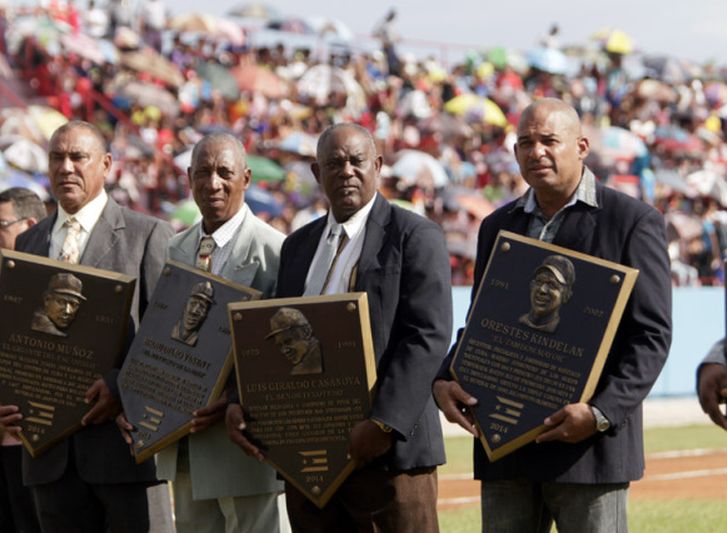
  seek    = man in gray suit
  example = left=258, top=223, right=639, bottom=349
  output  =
left=122, top=133, right=287, bottom=532
left=0, top=121, right=173, bottom=532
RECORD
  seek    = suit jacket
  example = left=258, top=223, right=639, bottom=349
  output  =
left=277, top=194, right=453, bottom=471
left=155, top=205, right=285, bottom=500
left=439, top=181, right=672, bottom=483
left=16, top=197, right=174, bottom=486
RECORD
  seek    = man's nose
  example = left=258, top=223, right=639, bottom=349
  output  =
left=59, top=156, right=74, bottom=173
left=341, top=160, right=355, bottom=177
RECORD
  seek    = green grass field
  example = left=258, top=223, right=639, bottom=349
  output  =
left=439, top=424, right=727, bottom=532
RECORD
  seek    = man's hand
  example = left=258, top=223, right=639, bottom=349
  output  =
left=347, top=419, right=394, bottom=465
left=115, top=413, right=135, bottom=454
left=82, top=378, right=121, bottom=426
left=191, top=391, right=228, bottom=434
left=225, top=403, right=264, bottom=461
left=535, top=402, right=597, bottom=444
left=433, top=379, right=479, bottom=437
left=698, top=363, right=727, bottom=430
left=0, top=404, right=22, bottom=436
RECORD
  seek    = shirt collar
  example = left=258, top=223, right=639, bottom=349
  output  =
left=326, top=192, right=377, bottom=239
left=517, top=166, right=599, bottom=214
left=197, top=202, right=249, bottom=248
left=56, top=189, right=108, bottom=233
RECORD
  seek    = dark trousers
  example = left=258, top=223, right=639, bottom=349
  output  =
left=286, top=466, right=439, bottom=533
left=0, top=445, right=41, bottom=533
left=30, top=452, right=149, bottom=533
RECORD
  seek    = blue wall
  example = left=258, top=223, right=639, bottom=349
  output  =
left=451, top=287, right=724, bottom=397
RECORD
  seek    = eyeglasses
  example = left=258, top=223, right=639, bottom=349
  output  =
left=0, top=218, right=27, bottom=230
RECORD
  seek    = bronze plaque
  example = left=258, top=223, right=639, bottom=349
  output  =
left=229, top=293, right=377, bottom=508
left=451, top=231, right=639, bottom=461
left=0, top=250, right=134, bottom=457
left=118, top=260, right=261, bottom=463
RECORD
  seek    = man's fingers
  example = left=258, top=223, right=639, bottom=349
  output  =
left=84, top=380, right=102, bottom=404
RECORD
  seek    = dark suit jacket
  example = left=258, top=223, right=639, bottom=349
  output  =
left=439, top=181, right=672, bottom=483
left=277, top=194, right=453, bottom=470
left=15, top=197, right=174, bottom=486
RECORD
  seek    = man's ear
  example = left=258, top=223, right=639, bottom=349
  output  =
left=311, top=162, right=321, bottom=184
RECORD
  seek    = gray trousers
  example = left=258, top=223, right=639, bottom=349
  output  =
left=480, top=480, right=629, bottom=533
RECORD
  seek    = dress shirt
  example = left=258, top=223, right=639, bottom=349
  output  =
left=195, top=202, right=249, bottom=276
left=49, top=190, right=108, bottom=260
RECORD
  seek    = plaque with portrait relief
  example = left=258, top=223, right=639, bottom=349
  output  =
left=0, top=250, right=135, bottom=457
left=451, top=231, right=639, bottom=461
left=117, top=260, right=261, bottom=463
left=229, top=293, right=377, bottom=508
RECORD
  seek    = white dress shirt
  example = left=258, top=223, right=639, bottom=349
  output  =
left=49, top=190, right=108, bottom=261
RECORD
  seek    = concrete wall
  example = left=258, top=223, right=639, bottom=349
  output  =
left=450, top=287, right=724, bottom=397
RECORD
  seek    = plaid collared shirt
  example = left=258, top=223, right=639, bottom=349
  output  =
left=514, top=167, right=599, bottom=243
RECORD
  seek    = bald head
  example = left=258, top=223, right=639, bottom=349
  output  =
left=316, top=123, right=376, bottom=161
left=50, top=121, right=108, bottom=153
left=518, top=98, right=582, bottom=137
left=514, top=98, right=589, bottom=217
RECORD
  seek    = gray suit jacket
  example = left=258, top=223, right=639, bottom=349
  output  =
left=155, top=204, right=285, bottom=500
left=15, top=197, right=174, bottom=486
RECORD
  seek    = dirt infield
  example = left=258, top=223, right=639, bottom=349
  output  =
left=437, top=449, right=727, bottom=509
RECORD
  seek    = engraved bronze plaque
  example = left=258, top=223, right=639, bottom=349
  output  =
left=118, top=260, right=261, bottom=463
left=451, top=231, right=639, bottom=461
left=0, top=250, right=134, bottom=457
left=229, top=293, right=377, bottom=508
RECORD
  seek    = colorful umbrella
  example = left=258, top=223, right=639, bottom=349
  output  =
left=120, top=48, right=184, bottom=88
left=247, top=155, right=285, bottom=183
left=391, top=150, right=449, bottom=188
left=443, top=94, right=508, bottom=128
left=231, top=64, right=287, bottom=99
left=296, top=65, right=365, bottom=109
left=245, top=184, right=283, bottom=216
left=276, top=132, right=318, bottom=157
left=195, top=62, right=240, bottom=100
left=169, top=198, right=201, bottom=227
left=3, top=139, right=48, bottom=173
left=526, top=47, right=569, bottom=75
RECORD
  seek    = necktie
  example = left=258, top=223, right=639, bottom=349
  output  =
left=58, top=218, right=82, bottom=264
left=196, top=236, right=216, bottom=272
left=304, top=223, right=347, bottom=296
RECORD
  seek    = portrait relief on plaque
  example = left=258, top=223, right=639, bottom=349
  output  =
left=30, top=272, right=87, bottom=338
left=518, top=254, right=576, bottom=334
left=170, top=281, right=215, bottom=347
left=265, top=307, right=323, bottom=376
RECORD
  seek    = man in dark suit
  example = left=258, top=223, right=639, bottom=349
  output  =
left=0, top=121, right=173, bottom=532
left=226, top=123, right=453, bottom=532
left=434, top=98, right=672, bottom=532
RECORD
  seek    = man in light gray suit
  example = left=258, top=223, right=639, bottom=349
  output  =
left=0, top=121, right=174, bottom=532
left=140, top=133, right=287, bottom=532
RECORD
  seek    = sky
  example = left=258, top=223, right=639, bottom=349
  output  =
left=165, top=0, right=727, bottom=64
left=9, top=0, right=727, bottom=64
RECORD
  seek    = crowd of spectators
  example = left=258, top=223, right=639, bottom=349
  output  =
left=0, top=1, right=725, bottom=286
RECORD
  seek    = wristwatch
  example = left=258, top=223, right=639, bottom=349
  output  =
left=370, top=418, right=393, bottom=433
left=591, top=406, right=610, bottom=432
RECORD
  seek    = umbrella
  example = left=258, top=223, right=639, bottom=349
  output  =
left=120, top=49, right=184, bottom=88
left=0, top=170, right=49, bottom=200
left=169, top=13, right=245, bottom=46
left=665, top=212, right=703, bottom=240
left=60, top=33, right=106, bottom=64
left=276, top=131, right=318, bottom=157
left=526, top=47, right=569, bottom=75
left=266, top=17, right=314, bottom=34
left=296, top=65, right=365, bottom=107
left=452, top=192, right=494, bottom=220
left=396, top=90, right=433, bottom=119
left=247, top=154, right=285, bottom=183
left=585, top=126, right=648, bottom=163
left=195, top=62, right=240, bottom=100
left=305, top=16, right=354, bottom=42
left=391, top=150, right=449, bottom=188
left=231, top=64, right=287, bottom=99
left=592, top=29, right=633, bottom=55
left=245, top=184, right=283, bottom=216
left=419, top=114, right=473, bottom=138
left=27, top=105, right=68, bottom=140
left=653, top=169, right=695, bottom=195
left=116, top=81, right=180, bottom=117
left=3, top=139, right=48, bottom=173
left=686, top=169, right=727, bottom=206
left=443, top=94, right=508, bottom=128
left=169, top=198, right=201, bottom=227
left=636, top=79, right=677, bottom=103
left=226, top=3, right=281, bottom=19
left=654, top=126, right=703, bottom=155
left=642, top=55, right=696, bottom=85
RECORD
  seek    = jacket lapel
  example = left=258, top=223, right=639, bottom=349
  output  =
left=355, top=195, right=390, bottom=284
left=80, top=198, right=123, bottom=267
left=219, top=206, right=259, bottom=286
